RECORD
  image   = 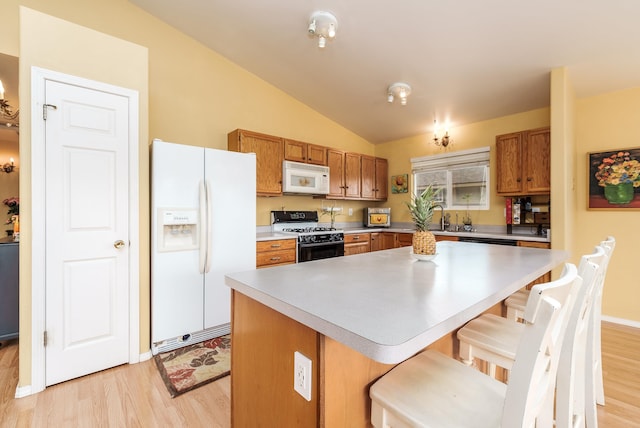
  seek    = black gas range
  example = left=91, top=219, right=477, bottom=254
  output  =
left=271, top=211, right=344, bottom=262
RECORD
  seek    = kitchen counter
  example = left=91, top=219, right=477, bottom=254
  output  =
left=342, top=226, right=550, bottom=243
left=255, top=231, right=296, bottom=241
left=227, top=241, right=566, bottom=363
left=256, top=227, right=550, bottom=243
left=226, top=242, right=568, bottom=427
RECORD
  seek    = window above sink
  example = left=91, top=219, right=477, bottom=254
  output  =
left=411, top=147, right=490, bottom=211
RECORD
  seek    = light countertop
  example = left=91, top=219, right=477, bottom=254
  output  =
left=225, top=242, right=568, bottom=363
left=256, top=227, right=550, bottom=243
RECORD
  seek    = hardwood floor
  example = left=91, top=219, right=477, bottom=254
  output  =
left=0, top=321, right=638, bottom=427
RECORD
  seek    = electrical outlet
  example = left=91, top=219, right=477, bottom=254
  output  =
left=294, top=351, right=312, bottom=401
left=348, top=208, right=353, bottom=216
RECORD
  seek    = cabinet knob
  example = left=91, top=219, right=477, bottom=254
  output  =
left=353, top=235, right=360, bottom=240
left=270, top=244, right=282, bottom=248
left=527, top=177, right=533, bottom=181
left=270, top=256, right=281, bottom=261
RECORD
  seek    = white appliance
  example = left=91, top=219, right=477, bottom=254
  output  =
left=282, top=160, right=330, bottom=195
left=151, top=139, right=256, bottom=354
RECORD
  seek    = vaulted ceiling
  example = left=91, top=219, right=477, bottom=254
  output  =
left=130, top=0, right=640, bottom=143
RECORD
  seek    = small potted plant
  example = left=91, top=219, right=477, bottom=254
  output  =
left=320, top=202, right=341, bottom=229
left=406, top=185, right=440, bottom=255
left=461, top=193, right=473, bottom=231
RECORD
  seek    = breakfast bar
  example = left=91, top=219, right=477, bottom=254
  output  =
left=225, top=241, right=569, bottom=427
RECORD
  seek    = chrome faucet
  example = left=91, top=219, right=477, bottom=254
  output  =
left=433, top=204, right=445, bottom=231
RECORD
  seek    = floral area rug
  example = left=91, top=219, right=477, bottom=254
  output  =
left=154, top=335, right=230, bottom=398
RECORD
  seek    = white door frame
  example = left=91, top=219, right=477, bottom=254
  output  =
left=29, top=67, right=140, bottom=395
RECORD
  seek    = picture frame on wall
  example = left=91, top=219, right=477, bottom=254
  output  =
left=588, top=147, right=640, bottom=210
left=391, top=174, right=408, bottom=194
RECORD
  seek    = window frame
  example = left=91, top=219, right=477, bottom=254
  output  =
left=411, top=147, right=491, bottom=211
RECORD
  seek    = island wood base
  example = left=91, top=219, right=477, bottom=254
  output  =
left=231, top=290, right=502, bottom=427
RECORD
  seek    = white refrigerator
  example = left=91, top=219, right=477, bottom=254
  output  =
left=151, top=139, right=256, bottom=354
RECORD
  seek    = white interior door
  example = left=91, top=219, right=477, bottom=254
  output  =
left=44, top=80, right=130, bottom=386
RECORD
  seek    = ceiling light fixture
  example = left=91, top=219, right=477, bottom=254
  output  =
left=0, top=79, right=19, bottom=123
left=433, top=120, right=452, bottom=148
left=308, top=11, right=338, bottom=49
left=387, top=83, right=411, bottom=106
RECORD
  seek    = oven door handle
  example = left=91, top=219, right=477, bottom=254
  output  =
left=299, top=241, right=344, bottom=248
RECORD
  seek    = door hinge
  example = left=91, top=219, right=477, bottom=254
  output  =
left=43, top=331, right=48, bottom=347
left=43, top=103, right=57, bottom=120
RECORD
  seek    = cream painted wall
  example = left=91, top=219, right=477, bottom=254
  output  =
left=574, top=87, right=640, bottom=322
left=2, top=0, right=376, bottom=390
left=375, top=108, right=551, bottom=227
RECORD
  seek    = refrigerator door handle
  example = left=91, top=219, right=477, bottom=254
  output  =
left=199, top=180, right=207, bottom=274
left=204, top=179, right=213, bottom=273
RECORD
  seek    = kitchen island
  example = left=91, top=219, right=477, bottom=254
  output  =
left=225, top=241, right=568, bottom=427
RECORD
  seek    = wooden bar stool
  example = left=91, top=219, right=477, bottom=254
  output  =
left=369, top=264, right=580, bottom=428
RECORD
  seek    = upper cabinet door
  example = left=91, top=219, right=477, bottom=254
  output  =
left=327, top=149, right=346, bottom=198
left=228, top=129, right=283, bottom=196
left=283, top=139, right=307, bottom=163
left=496, top=132, right=524, bottom=195
left=523, top=128, right=551, bottom=194
left=344, top=153, right=361, bottom=199
left=496, top=127, right=550, bottom=196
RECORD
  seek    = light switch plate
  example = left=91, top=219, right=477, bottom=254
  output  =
left=294, top=351, right=312, bottom=401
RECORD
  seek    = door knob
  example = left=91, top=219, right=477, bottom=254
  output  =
left=114, top=240, right=126, bottom=249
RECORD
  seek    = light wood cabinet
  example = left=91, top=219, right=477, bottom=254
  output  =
left=397, top=232, right=413, bottom=248
left=256, top=239, right=296, bottom=268
left=228, top=129, right=284, bottom=196
left=284, top=139, right=327, bottom=165
left=379, top=232, right=396, bottom=250
left=436, top=234, right=459, bottom=242
left=371, top=232, right=412, bottom=251
left=327, top=149, right=346, bottom=198
left=344, top=233, right=371, bottom=256
left=370, top=232, right=382, bottom=252
left=344, top=152, right=361, bottom=199
left=326, top=150, right=361, bottom=199
left=361, top=156, right=388, bottom=201
left=229, top=128, right=388, bottom=201
left=496, top=127, right=550, bottom=195
left=517, top=240, right=551, bottom=286
left=374, top=157, right=388, bottom=200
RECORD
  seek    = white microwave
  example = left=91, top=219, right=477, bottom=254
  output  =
left=282, top=160, right=330, bottom=195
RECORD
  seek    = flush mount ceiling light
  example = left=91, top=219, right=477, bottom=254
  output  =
left=387, top=83, right=412, bottom=106
left=308, top=11, right=338, bottom=48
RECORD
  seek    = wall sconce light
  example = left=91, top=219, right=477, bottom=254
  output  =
left=2, top=158, right=15, bottom=173
left=433, top=120, right=452, bottom=148
left=308, top=11, right=338, bottom=48
left=387, top=82, right=412, bottom=106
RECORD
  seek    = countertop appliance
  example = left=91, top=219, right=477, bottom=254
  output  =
left=364, top=207, right=391, bottom=228
left=272, top=210, right=344, bottom=262
left=282, top=161, right=330, bottom=195
left=151, top=139, right=256, bottom=354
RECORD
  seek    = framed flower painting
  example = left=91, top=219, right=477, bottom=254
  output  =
left=588, top=147, right=640, bottom=210
left=391, top=174, right=408, bottom=194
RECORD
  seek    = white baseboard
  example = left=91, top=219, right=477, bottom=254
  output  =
left=601, top=315, right=640, bottom=329
left=139, top=350, right=152, bottom=362
left=14, top=384, right=33, bottom=398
